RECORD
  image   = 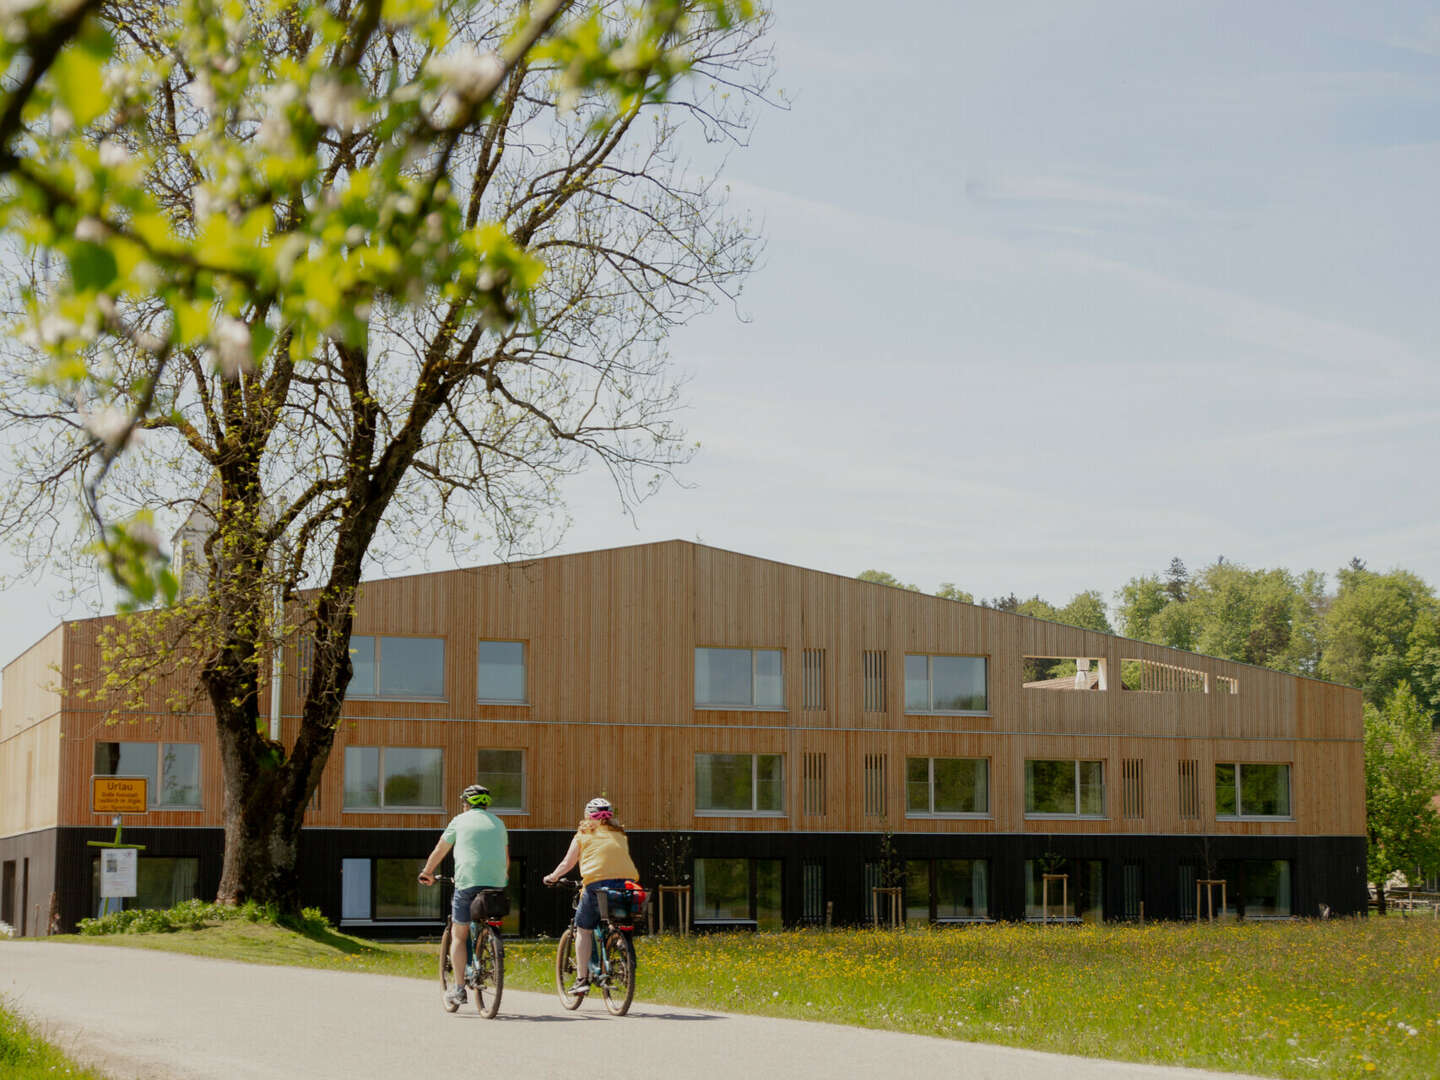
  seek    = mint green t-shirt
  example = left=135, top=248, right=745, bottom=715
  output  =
left=442, top=809, right=508, bottom=889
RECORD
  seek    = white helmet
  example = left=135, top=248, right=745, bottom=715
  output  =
left=584, top=796, right=613, bottom=819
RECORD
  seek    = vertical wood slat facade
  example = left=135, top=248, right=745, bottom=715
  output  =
left=1, top=539, right=1367, bottom=930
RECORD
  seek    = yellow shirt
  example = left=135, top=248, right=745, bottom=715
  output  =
left=577, top=827, right=639, bottom=885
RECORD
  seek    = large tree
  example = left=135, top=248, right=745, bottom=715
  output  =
left=1363, top=685, right=1440, bottom=913
left=0, top=0, right=769, bottom=910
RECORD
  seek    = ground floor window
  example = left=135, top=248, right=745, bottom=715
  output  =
left=904, top=859, right=989, bottom=921
left=1024, top=859, right=1104, bottom=922
left=90, top=856, right=200, bottom=916
left=1215, top=859, right=1292, bottom=918
left=693, top=857, right=781, bottom=928
left=340, top=857, right=522, bottom=932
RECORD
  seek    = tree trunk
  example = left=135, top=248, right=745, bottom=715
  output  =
left=1375, top=882, right=1387, bottom=916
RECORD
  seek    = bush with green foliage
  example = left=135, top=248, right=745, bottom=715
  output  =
left=77, top=898, right=330, bottom=936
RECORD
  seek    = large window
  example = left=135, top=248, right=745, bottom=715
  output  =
left=1215, top=763, right=1291, bottom=818
left=343, top=747, right=443, bottom=810
left=93, top=742, right=201, bottom=808
left=1025, top=759, right=1105, bottom=817
left=905, top=757, right=989, bottom=816
left=695, top=753, right=784, bottom=814
left=905, top=859, right=989, bottom=921
left=693, top=857, right=781, bottom=928
left=475, top=749, right=525, bottom=811
left=695, top=648, right=784, bottom=709
left=348, top=635, right=445, bottom=700
left=91, top=856, right=199, bottom=915
left=904, top=654, right=987, bottom=713
left=1025, top=859, right=1104, bottom=923
left=477, top=641, right=526, bottom=703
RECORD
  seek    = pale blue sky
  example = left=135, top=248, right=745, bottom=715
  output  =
left=4, top=1, right=1440, bottom=665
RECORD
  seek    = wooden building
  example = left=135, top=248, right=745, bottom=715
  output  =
left=0, top=541, right=1366, bottom=936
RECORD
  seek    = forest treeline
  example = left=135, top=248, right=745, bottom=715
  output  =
left=857, top=557, right=1440, bottom=725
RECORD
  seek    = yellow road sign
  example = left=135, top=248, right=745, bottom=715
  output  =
left=93, top=776, right=148, bottom=814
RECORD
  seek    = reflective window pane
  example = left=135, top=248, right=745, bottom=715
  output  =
left=381, top=748, right=442, bottom=808
left=1215, top=763, right=1238, bottom=816
left=1078, top=760, right=1105, bottom=816
left=1026, top=759, right=1076, bottom=814
left=905, top=757, right=930, bottom=813
left=935, top=859, right=987, bottom=918
left=933, top=758, right=986, bottom=814
left=694, top=858, right=749, bottom=919
left=1239, top=764, right=1290, bottom=817
left=476, top=749, right=525, bottom=810
left=343, top=747, right=380, bottom=809
left=93, top=742, right=158, bottom=796
left=477, top=641, right=526, bottom=702
left=904, top=860, right=930, bottom=921
left=375, top=858, right=444, bottom=919
left=695, top=753, right=753, bottom=811
left=754, top=650, right=784, bottom=708
left=903, top=654, right=930, bottom=711
left=348, top=636, right=376, bottom=696
left=930, top=656, right=987, bottom=711
left=378, top=637, right=445, bottom=699
left=1243, top=859, right=1292, bottom=916
left=755, top=754, right=784, bottom=812
left=756, top=859, right=782, bottom=930
left=696, top=648, right=757, bottom=706
left=159, top=743, right=201, bottom=807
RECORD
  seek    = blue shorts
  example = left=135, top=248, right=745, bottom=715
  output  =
left=452, top=885, right=487, bottom=925
left=575, top=879, right=629, bottom=930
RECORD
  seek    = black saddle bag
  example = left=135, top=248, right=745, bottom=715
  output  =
left=469, top=888, right=511, bottom=921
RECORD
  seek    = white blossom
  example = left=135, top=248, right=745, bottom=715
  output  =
left=211, top=316, right=253, bottom=376
left=98, top=140, right=131, bottom=169
left=190, top=74, right=216, bottom=116
left=430, top=45, right=503, bottom=102
left=74, top=217, right=108, bottom=243
left=307, top=76, right=361, bottom=133
left=257, top=82, right=300, bottom=151
left=82, top=405, right=141, bottom=450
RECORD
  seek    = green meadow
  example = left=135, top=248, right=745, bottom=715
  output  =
left=20, top=912, right=1440, bottom=1079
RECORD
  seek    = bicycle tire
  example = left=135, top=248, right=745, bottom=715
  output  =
left=600, top=929, right=635, bottom=1016
left=473, top=925, right=504, bottom=1019
left=439, top=924, right=461, bottom=1013
left=554, top=926, right=584, bottom=1009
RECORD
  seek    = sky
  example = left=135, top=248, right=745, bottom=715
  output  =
left=4, top=0, right=1440, bottom=665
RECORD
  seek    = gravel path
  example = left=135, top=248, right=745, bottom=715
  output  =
left=3, top=942, right=1264, bottom=1080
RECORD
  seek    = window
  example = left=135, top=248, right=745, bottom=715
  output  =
left=694, top=857, right=781, bottom=928
left=475, top=749, right=525, bottom=811
left=343, top=747, right=443, bottom=810
left=905, top=859, right=989, bottom=921
left=477, top=641, right=526, bottom=703
left=1025, top=859, right=1104, bottom=923
left=1022, top=656, right=1106, bottom=690
left=695, top=753, right=783, bottom=814
left=801, top=862, right=825, bottom=923
left=694, top=648, right=784, bottom=708
left=93, top=742, right=201, bottom=808
left=1025, top=759, right=1105, bottom=817
left=375, top=858, right=446, bottom=919
left=863, top=753, right=887, bottom=817
left=348, top=635, right=445, bottom=700
left=905, top=757, right=989, bottom=816
left=1216, top=859, right=1293, bottom=918
left=863, top=650, right=887, bottom=712
left=1120, top=658, right=1207, bottom=693
left=1215, top=763, right=1291, bottom=818
left=904, top=654, right=987, bottom=713
left=1121, top=758, right=1144, bottom=819
left=802, top=649, right=825, bottom=711
left=1178, top=758, right=1201, bottom=819
left=91, top=857, right=199, bottom=915
left=802, top=752, right=826, bottom=816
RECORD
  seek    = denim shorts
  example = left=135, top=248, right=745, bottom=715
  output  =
left=574, top=879, right=628, bottom=930
left=452, top=885, right=484, bottom=925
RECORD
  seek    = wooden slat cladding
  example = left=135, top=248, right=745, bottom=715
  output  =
left=30, top=540, right=1362, bottom=842
left=802, top=752, right=827, bottom=817
left=862, top=753, right=887, bottom=818
left=1122, top=758, right=1144, bottom=819
left=1178, top=759, right=1201, bottom=820
left=862, top=650, right=886, bottom=713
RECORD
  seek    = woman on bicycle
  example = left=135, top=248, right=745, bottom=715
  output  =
left=543, top=796, right=639, bottom=995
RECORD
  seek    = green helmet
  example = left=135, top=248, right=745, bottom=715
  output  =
left=461, top=784, right=491, bottom=808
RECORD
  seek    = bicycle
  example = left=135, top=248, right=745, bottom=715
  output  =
left=549, top=878, right=643, bottom=1015
left=432, top=874, right=505, bottom=1019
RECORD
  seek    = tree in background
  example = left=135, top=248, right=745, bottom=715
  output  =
left=936, top=582, right=974, bottom=603
left=1322, top=565, right=1440, bottom=715
left=1363, top=685, right=1440, bottom=913
left=0, top=0, right=768, bottom=911
left=857, top=569, right=920, bottom=591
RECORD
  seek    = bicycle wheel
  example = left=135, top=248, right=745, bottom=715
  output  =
left=600, top=930, right=635, bottom=1016
left=472, top=925, right=504, bottom=1019
left=554, top=926, right=584, bottom=1010
left=439, top=925, right=461, bottom=1013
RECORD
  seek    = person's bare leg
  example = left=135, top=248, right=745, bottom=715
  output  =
left=451, top=921, right=469, bottom=987
left=575, top=928, right=593, bottom=983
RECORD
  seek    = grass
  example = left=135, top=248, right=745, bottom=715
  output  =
left=0, top=998, right=112, bottom=1080
left=19, top=913, right=1440, bottom=1079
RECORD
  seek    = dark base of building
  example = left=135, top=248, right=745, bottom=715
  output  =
left=2, top=827, right=1368, bottom=937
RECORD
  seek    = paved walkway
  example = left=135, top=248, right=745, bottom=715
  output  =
left=2, top=942, right=1266, bottom=1080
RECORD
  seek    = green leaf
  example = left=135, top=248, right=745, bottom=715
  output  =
left=68, top=242, right=118, bottom=291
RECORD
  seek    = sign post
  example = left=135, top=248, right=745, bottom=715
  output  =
left=88, top=778, right=148, bottom=917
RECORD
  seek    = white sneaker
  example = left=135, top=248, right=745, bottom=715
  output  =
left=445, top=986, right=467, bottom=1007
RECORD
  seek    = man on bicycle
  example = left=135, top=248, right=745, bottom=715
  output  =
left=419, top=784, right=508, bottom=1009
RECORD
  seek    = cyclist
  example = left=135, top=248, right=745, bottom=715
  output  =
left=543, top=796, right=639, bottom=996
left=419, top=784, right=509, bottom=1009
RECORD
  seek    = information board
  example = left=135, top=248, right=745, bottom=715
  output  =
left=99, top=847, right=138, bottom=898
